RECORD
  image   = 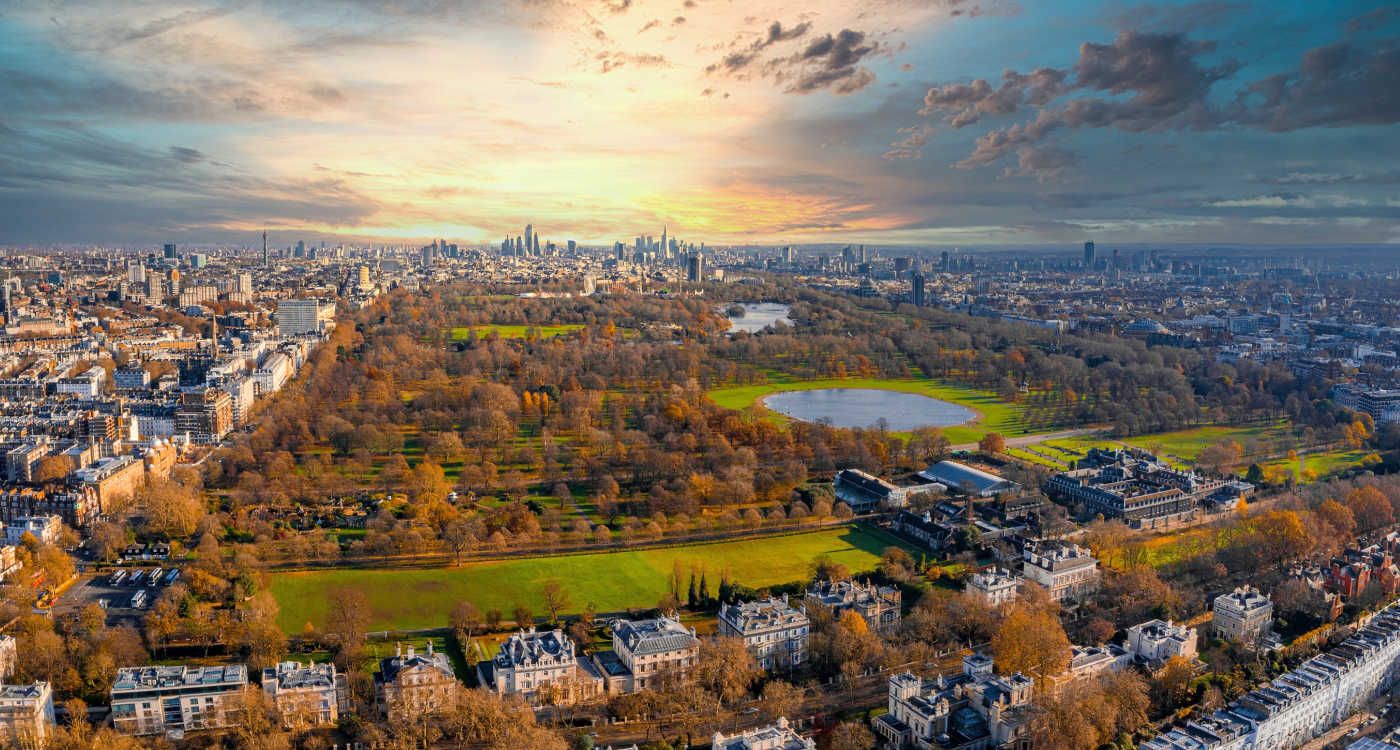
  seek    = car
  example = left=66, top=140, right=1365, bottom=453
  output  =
left=1345, top=728, right=1360, bottom=737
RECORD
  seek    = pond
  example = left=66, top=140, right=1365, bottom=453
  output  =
left=723, top=302, right=793, bottom=333
left=761, top=388, right=976, bottom=431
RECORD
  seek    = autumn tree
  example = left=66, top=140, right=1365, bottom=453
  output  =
left=978, top=432, right=1006, bottom=455
left=991, top=604, right=1070, bottom=684
left=325, top=587, right=371, bottom=671
left=540, top=580, right=570, bottom=624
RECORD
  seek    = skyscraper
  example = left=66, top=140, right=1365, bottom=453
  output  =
left=660, top=227, right=667, bottom=259
left=686, top=254, right=704, bottom=282
left=524, top=224, right=533, bottom=256
left=163, top=243, right=177, bottom=259
left=911, top=272, right=926, bottom=307
left=262, top=231, right=269, bottom=267
left=1083, top=241, right=1096, bottom=268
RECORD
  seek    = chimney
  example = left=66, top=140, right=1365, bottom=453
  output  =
left=395, top=642, right=402, bottom=658
left=427, top=641, right=434, bottom=656
left=406, top=644, right=415, bottom=659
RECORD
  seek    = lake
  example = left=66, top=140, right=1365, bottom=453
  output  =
left=723, top=302, right=793, bottom=333
left=762, top=388, right=976, bottom=431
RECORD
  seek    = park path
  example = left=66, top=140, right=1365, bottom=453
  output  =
left=949, top=427, right=1103, bottom=453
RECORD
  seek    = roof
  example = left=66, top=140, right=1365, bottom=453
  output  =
left=112, top=664, right=246, bottom=693
left=614, top=617, right=697, bottom=656
left=919, top=461, right=1016, bottom=494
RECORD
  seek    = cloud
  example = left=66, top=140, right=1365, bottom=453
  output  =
left=639, top=19, right=660, bottom=33
left=705, top=20, right=812, bottom=76
left=907, top=26, right=1399, bottom=180
left=1234, top=39, right=1400, bottom=131
left=1254, top=171, right=1400, bottom=186
left=596, top=51, right=669, bottom=73
left=776, top=29, right=881, bottom=94
left=168, top=146, right=206, bottom=163
left=882, top=123, right=932, bottom=160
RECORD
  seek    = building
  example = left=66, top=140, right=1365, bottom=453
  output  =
left=1043, top=448, right=1244, bottom=523
left=376, top=642, right=459, bottom=720
left=1145, top=599, right=1400, bottom=750
left=833, top=469, right=943, bottom=512
left=1213, top=586, right=1275, bottom=647
left=1333, top=384, right=1400, bottom=426
left=1021, top=542, right=1100, bottom=604
left=0, top=635, right=15, bottom=680
left=965, top=567, right=1023, bottom=609
left=261, top=661, right=347, bottom=728
left=479, top=629, right=602, bottom=706
left=718, top=596, right=810, bottom=671
left=174, top=388, right=233, bottom=444
left=276, top=298, right=335, bottom=337
left=875, top=654, right=1034, bottom=750
left=110, top=664, right=247, bottom=735
left=611, top=616, right=700, bottom=692
left=686, top=254, right=705, bottom=283
left=253, top=351, right=294, bottom=396
left=712, top=717, right=814, bottom=750
left=918, top=461, right=1019, bottom=497
left=4, top=515, right=61, bottom=545
left=805, top=579, right=902, bottom=632
left=0, top=682, right=53, bottom=746
left=1124, top=619, right=1199, bottom=669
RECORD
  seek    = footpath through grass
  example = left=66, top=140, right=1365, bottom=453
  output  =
left=270, top=526, right=909, bottom=633
left=706, top=376, right=1030, bottom=443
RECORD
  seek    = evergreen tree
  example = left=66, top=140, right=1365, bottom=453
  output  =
left=687, top=572, right=697, bottom=608
left=699, top=572, right=710, bottom=605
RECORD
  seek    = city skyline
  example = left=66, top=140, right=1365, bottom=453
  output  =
left=1, top=0, right=1397, bottom=246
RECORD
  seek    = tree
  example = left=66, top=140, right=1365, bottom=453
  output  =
left=991, top=604, right=1070, bottom=684
left=513, top=604, right=534, bottom=628
left=828, top=721, right=875, bottom=750
left=1197, top=440, right=1244, bottom=476
left=810, top=555, right=850, bottom=583
left=325, top=587, right=371, bottom=670
left=540, top=580, right=570, bottom=624
left=1348, top=486, right=1393, bottom=531
left=136, top=478, right=205, bottom=538
left=451, top=600, right=483, bottom=639
left=978, top=432, right=1006, bottom=455
left=89, top=522, right=128, bottom=563
left=695, top=636, right=759, bottom=706
left=33, top=455, right=73, bottom=484
left=759, top=680, right=803, bottom=723
left=1154, top=655, right=1196, bottom=711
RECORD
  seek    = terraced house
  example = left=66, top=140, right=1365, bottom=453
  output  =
left=1145, top=601, right=1400, bottom=749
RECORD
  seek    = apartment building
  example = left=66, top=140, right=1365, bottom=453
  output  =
left=965, top=567, right=1023, bottom=609
left=480, top=629, right=603, bottom=706
left=875, top=654, right=1034, bottom=750
left=276, top=299, right=335, bottom=337
left=261, top=661, right=347, bottom=728
left=1146, top=601, right=1400, bottom=750
left=0, top=682, right=53, bottom=746
left=1125, top=619, right=1199, bottom=669
left=711, top=717, right=815, bottom=750
left=110, top=664, right=247, bottom=735
left=612, top=616, right=700, bottom=692
left=718, top=596, right=810, bottom=671
left=1213, top=586, right=1276, bottom=647
left=174, top=388, right=233, bottom=444
left=805, top=579, right=902, bottom=632
left=1021, top=542, right=1100, bottom=604
left=376, top=642, right=459, bottom=721
left=4, top=515, right=61, bottom=545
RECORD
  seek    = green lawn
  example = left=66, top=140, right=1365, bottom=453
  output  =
left=705, top=376, right=1031, bottom=443
left=447, top=324, right=584, bottom=341
left=1119, top=422, right=1294, bottom=462
left=1256, top=448, right=1374, bottom=482
left=270, top=526, right=909, bottom=633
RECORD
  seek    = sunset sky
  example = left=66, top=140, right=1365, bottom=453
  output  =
left=1, top=0, right=1397, bottom=246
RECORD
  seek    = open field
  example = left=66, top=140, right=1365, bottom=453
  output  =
left=1120, top=422, right=1294, bottom=462
left=269, top=525, right=910, bottom=633
left=447, top=323, right=584, bottom=340
left=1257, top=448, right=1375, bottom=482
left=706, top=376, right=1031, bottom=443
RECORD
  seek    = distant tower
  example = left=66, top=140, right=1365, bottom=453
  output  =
left=1083, top=241, right=1096, bottom=268
left=524, top=224, right=533, bottom=255
left=912, top=272, right=926, bottom=307
left=262, top=231, right=268, bottom=267
left=661, top=226, right=668, bottom=258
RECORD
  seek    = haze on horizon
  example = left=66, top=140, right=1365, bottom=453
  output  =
left=0, top=0, right=1397, bottom=246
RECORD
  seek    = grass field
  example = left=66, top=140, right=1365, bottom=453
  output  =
left=1120, top=422, right=1293, bottom=462
left=269, top=526, right=909, bottom=633
left=1256, top=448, right=1374, bottom=482
left=705, top=376, right=1031, bottom=443
left=447, top=324, right=584, bottom=340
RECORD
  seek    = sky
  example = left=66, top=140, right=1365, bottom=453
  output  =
left=0, top=0, right=1397, bottom=247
